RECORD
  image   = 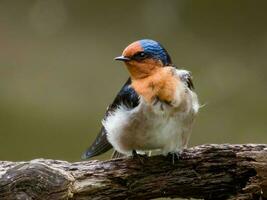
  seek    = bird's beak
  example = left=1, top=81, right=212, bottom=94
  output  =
left=114, top=56, right=131, bottom=62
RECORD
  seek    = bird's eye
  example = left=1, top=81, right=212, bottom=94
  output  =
left=139, top=52, right=145, bottom=57
left=133, top=52, right=148, bottom=60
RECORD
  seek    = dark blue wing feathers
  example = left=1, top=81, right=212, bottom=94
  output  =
left=82, top=78, right=139, bottom=159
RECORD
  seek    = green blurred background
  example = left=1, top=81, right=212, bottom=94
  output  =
left=0, top=0, right=266, bottom=162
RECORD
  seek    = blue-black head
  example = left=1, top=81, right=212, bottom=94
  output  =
left=115, top=39, right=172, bottom=66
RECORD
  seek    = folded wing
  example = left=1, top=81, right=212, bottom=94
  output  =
left=82, top=78, right=140, bottom=159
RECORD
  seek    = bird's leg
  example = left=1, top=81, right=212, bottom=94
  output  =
left=132, top=149, right=138, bottom=157
left=132, top=150, right=148, bottom=164
left=167, top=150, right=183, bottom=165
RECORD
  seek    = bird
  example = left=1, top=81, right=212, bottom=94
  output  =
left=82, top=39, right=199, bottom=160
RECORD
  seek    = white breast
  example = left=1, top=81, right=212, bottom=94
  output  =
left=103, top=69, right=199, bottom=156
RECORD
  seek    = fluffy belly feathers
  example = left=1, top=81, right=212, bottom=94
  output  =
left=103, top=73, right=199, bottom=155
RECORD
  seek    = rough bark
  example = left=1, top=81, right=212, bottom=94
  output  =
left=0, top=144, right=266, bottom=200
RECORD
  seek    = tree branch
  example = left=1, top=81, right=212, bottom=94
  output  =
left=0, top=144, right=266, bottom=200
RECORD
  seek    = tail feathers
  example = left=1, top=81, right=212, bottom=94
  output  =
left=81, top=128, right=112, bottom=159
left=81, top=141, right=111, bottom=159
left=111, top=150, right=125, bottom=159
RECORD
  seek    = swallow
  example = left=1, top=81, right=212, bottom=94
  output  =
left=82, top=39, right=199, bottom=159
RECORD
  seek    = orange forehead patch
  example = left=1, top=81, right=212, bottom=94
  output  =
left=122, top=41, right=144, bottom=58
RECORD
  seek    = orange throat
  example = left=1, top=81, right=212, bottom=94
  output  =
left=131, top=67, right=179, bottom=104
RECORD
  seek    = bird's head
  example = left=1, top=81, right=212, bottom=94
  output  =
left=115, top=39, right=172, bottom=80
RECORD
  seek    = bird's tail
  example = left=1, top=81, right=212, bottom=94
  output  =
left=81, top=127, right=112, bottom=159
left=111, top=150, right=125, bottom=159
left=81, top=145, right=110, bottom=160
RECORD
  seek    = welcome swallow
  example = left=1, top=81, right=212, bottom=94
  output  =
left=82, top=39, right=199, bottom=159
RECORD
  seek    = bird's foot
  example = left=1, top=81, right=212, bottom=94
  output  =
left=132, top=150, right=148, bottom=164
left=167, top=150, right=183, bottom=165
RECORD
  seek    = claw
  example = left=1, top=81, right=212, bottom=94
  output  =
left=132, top=150, right=148, bottom=164
left=167, top=151, right=182, bottom=164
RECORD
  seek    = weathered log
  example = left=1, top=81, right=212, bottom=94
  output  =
left=0, top=144, right=266, bottom=200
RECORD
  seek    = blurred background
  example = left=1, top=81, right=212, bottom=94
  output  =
left=0, top=0, right=266, bottom=162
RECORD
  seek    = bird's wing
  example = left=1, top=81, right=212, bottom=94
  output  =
left=81, top=78, right=140, bottom=159
left=177, top=69, right=195, bottom=90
